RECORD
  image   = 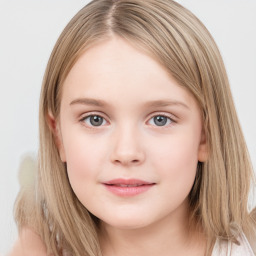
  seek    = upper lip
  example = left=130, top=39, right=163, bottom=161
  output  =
left=103, top=179, right=155, bottom=186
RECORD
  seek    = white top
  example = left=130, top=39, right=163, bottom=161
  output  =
left=62, top=233, right=255, bottom=256
left=212, top=232, right=255, bottom=256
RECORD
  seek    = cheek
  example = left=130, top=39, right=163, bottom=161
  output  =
left=150, top=131, right=200, bottom=193
left=153, top=131, right=199, bottom=167
left=62, top=131, right=107, bottom=190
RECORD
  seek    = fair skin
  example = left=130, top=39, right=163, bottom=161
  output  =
left=10, top=36, right=207, bottom=255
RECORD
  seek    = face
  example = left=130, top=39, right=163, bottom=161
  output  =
left=54, top=36, right=207, bottom=230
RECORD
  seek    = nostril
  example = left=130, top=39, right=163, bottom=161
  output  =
left=112, top=158, right=141, bottom=166
left=110, top=147, right=145, bottom=166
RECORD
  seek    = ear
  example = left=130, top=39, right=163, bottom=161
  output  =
left=198, top=127, right=208, bottom=162
left=47, top=112, right=66, bottom=162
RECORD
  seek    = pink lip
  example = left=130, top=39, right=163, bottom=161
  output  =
left=103, top=179, right=155, bottom=197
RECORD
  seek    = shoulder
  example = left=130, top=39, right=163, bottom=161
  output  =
left=8, top=228, right=47, bottom=256
left=212, top=232, right=255, bottom=256
left=230, top=233, right=255, bottom=255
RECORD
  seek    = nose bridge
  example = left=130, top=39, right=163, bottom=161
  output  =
left=110, top=121, right=145, bottom=166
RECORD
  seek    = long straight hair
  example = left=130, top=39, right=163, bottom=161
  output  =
left=15, top=0, right=256, bottom=255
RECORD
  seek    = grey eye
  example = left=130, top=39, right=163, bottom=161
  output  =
left=148, top=115, right=172, bottom=126
left=83, top=115, right=106, bottom=127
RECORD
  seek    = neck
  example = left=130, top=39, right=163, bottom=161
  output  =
left=99, top=200, right=206, bottom=256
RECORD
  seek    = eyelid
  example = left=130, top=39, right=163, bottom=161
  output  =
left=146, top=112, right=177, bottom=126
left=79, top=111, right=110, bottom=127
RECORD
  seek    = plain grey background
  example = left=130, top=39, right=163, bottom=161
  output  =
left=0, top=0, right=255, bottom=254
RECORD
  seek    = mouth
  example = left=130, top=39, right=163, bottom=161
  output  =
left=109, top=184, right=147, bottom=187
left=103, top=179, right=155, bottom=197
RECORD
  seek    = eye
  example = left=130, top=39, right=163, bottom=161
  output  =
left=148, top=115, right=172, bottom=127
left=81, top=115, right=107, bottom=127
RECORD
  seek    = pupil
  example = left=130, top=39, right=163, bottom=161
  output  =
left=154, top=116, right=167, bottom=126
left=90, top=115, right=103, bottom=126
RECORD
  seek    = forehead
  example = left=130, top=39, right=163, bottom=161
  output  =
left=61, top=36, right=197, bottom=109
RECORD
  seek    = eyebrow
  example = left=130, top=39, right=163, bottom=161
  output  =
left=144, top=99, right=190, bottom=110
left=70, top=98, right=190, bottom=110
left=70, top=98, right=108, bottom=107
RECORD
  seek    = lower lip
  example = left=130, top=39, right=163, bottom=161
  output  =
left=103, top=184, right=154, bottom=197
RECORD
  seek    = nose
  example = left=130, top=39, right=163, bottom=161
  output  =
left=110, top=126, right=145, bottom=166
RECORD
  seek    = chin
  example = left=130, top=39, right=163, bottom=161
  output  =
left=100, top=214, right=152, bottom=230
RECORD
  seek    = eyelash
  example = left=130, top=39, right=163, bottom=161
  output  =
left=79, top=112, right=176, bottom=128
left=79, top=112, right=108, bottom=128
left=147, top=113, right=175, bottom=127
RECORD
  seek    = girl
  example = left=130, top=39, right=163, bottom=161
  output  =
left=10, top=0, right=256, bottom=255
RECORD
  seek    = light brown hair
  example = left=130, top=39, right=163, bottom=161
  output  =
left=15, top=0, right=256, bottom=255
